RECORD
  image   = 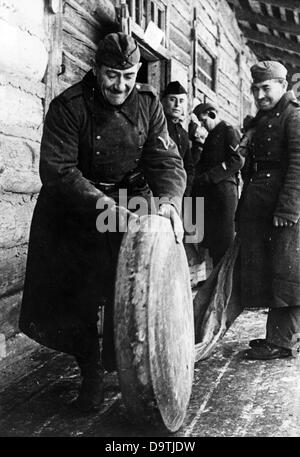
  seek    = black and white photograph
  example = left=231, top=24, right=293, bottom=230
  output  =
left=0, top=0, right=300, bottom=442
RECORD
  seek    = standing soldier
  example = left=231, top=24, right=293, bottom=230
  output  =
left=19, top=33, right=186, bottom=411
left=162, top=81, right=194, bottom=197
left=237, top=61, right=300, bottom=360
left=192, top=103, right=243, bottom=266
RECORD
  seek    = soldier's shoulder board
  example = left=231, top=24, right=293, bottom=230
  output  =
left=136, top=83, right=157, bottom=97
left=58, top=82, right=83, bottom=103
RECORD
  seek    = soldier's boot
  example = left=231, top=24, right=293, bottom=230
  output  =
left=75, top=360, right=104, bottom=412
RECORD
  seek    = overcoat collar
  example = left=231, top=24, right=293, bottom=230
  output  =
left=81, top=70, right=139, bottom=126
left=255, top=90, right=298, bottom=122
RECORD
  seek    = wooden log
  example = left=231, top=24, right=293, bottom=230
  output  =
left=0, top=291, right=23, bottom=339
left=0, top=19, right=48, bottom=82
left=0, top=85, right=43, bottom=131
left=0, top=74, right=45, bottom=99
left=0, top=195, right=36, bottom=249
left=0, top=0, right=45, bottom=40
left=1, top=134, right=40, bottom=172
left=115, top=215, right=194, bottom=433
left=0, top=170, right=41, bottom=195
left=0, top=244, right=28, bottom=298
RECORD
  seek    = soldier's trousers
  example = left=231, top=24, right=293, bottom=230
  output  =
left=266, top=306, right=300, bottom=351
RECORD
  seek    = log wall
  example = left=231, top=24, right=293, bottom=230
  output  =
left=0, top=0, right=48, bottom=341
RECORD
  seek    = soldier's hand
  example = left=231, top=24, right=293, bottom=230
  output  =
left=273, top=216, right=295, bottom=228
left=158, top=203, right=184, bottom=244
left=97, top=195, right=138, bottom=231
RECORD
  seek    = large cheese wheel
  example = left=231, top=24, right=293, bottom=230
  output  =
left=114, top=215, right=194, bottom=432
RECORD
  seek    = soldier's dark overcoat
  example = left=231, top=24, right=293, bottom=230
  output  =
left=237, top=91, right=300, bottom=309
left=166, top=117, right=194, bottom=196
left=193, top=121, right=242, bottom=264
left=19, top=70, right=186, bottom=353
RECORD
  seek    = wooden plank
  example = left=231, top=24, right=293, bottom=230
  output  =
left=169, top=23, right=192, bottom=56
left=63, top=20, right=97, bottom=51
left=236, top=8, right=300, bottom=35
left=44, top=0, right=63, bottom=112
left=64, top=0, right=102, bottom=44
left=62, top=31, right=96, bottom=69
left=170, top=3, right=192, bottom=41
left=60, top=51, right=90, bottom=87
left=241, top=26, right=300, bottom=54
left=249, top=42, right=300, bottom=69
left=254, top=0, right=300, bottom=11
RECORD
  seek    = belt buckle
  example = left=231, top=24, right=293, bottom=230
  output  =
left=253, top=162, right=258, bottom=172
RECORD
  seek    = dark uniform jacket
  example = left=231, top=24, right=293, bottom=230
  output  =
left=195, top=120, right=242, bottom=185
left=192, top=121, right=242, bottom=265
left=19, top=70, right=186, bottom=353
left=237, top=90, right=300, bottom=309
left=166, top=116, right=194, bottom=196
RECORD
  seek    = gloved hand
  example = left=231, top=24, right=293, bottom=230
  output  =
left=158, top=203, right=184, bottom=244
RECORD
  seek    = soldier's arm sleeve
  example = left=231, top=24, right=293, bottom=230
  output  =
left=39, top=98, right=104, bottom=216
left=141, top=97, right=187, bottom=214
left=274, top=109, right=300, bottom=223
left=207, top=126, right=244, bottom=184
left=183, top=140, right=195, bottom=197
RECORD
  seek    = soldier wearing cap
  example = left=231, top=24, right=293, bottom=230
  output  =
left=19, top=32, right=186, bottom=410
left=192, top=103, right=243, bottom=266
left=161, top=81, right=194, bottom=196
left=236, top=60, right=300, bottom=360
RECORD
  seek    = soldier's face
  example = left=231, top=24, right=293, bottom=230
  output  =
left=199, top=111, right=218, bottom=132
left=252, top=79, right=287, bottom=111
left=163, top=94, right=187, bottom=120
left=96, top=63, right=141, bottom=106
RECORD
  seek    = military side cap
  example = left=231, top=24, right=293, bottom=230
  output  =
left=163, top=81, right=187, bottom=96
left=251, top=60, right=287, bottom=84
left=193, top=102, right=217, bottom=118
left=95, top=32, right=140, bottom=69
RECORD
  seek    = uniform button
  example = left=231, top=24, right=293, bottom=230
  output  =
left=276, top=113, right=280, bottom=117
left=266, top=173, right=271, bottom=178
left=135, top=158, right=140, bottom=163
left=268, top=124, right=272, bottom=128
left=96, top=151, right=100, bottom=156
left=253, top=154, right=256, bottom=158
left=136, top=84, right=140, bottom=89
left=96, top=135, right=101, bottom=140
left=267, top=151, right=271, bottom=156
left=250, top=178, right=253, bottom=183
left=267, top=138, right=271, bottom=142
